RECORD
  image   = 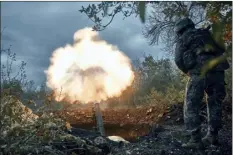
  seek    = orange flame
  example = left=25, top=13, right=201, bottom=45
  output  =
left=45, top=28, right=134, bottom=103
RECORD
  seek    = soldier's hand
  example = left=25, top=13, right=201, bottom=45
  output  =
left=186, top=72, right=190, bottom=76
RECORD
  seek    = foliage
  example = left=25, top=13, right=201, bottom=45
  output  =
left=199, top=2, right=232, bottom=76
left=102, top=56, right=186, bottom=108
left=165, top=84, right=185, bottom=103
left=80, top=1, right=232, bottom=76
left=142, top=87, right=168, bottom=106
left=79, top=2, right=205, bottom=51
left=128, top=56, right=188, bottom=107
left=79, top=2, right=141, bottom=31
left=0, top=95, right=102, bottom=155
left=1, top=46, right=28, bottom=98
left=201, top=53, right=229, bottom=77
left=0, top=46, right=70, bottom=112
left=143, top=1, right=207, bottom=53
left=0, top=95, right=38, bottom=136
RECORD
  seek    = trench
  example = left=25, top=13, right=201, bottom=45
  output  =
left=71, top=123, right=150, bottom=142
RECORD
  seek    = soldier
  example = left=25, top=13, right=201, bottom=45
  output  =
left=174, top=18, right=229, bottom=149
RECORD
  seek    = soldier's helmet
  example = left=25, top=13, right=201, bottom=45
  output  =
left=174, top=18, right=195, bottom=34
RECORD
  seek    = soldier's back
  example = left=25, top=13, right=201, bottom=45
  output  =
left=181, top=28, right=229, bottom=74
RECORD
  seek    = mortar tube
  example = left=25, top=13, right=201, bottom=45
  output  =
left=93, top=102, right=105, bottom=136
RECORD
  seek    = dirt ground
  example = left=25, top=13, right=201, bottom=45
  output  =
left=52, top=102, right=232, bottom=155
left=54, top=103, right=169, bottom=141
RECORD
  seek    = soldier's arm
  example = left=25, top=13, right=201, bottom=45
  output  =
left=174, top=42, right=188, bottom=74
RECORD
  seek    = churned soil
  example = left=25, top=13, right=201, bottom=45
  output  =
left=54, top=104, right=169, bottom=141
left=53, top=102, right=232, bottom=155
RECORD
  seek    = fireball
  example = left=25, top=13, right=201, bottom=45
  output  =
left=45, top=28, right=134, bottom=103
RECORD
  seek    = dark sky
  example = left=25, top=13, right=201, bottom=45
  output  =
left=1, top=2, right=164, bottom=85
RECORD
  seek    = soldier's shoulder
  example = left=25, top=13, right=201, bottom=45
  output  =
left=175, top=38, right=186, bottom=51
left=184, top=28, right=211, bottom=42
left=175, top=37, right=183, bottom=46
left=195, top=28, right=211, bottom=36
left=181, top=29, right=196, bottom=40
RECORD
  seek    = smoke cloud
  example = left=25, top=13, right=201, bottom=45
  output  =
left=45, top=28, right=134, bottom=103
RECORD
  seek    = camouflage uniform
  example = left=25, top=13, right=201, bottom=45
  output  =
left=174, top=18, right=229, bottom=147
